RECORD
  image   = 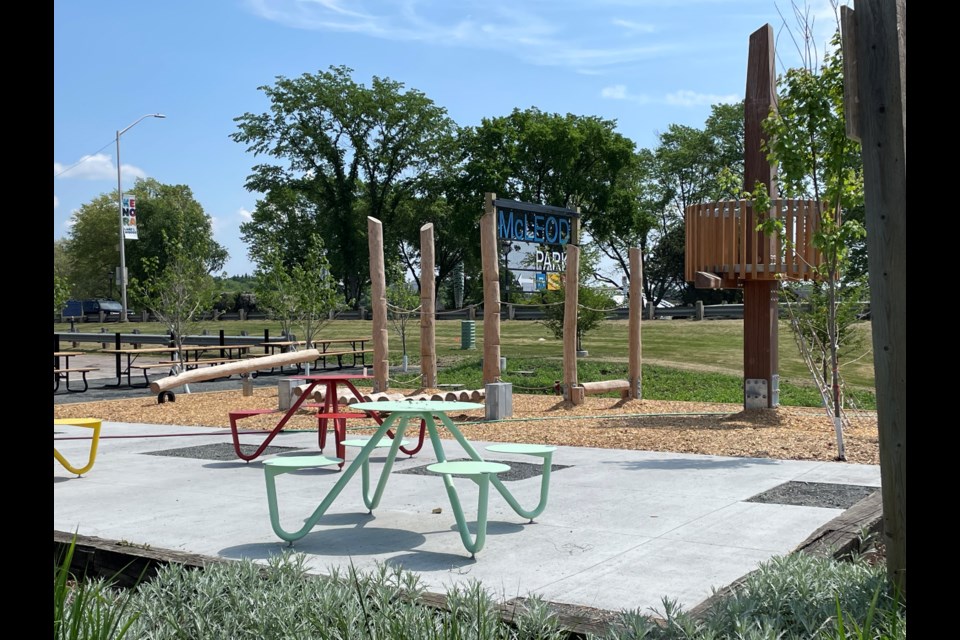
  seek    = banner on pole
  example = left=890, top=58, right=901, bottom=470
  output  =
left=122, top=195, right=139, bottom=240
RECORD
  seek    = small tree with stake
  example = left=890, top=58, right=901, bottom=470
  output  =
left=133, top=235, right=219, bottom=368
left=288, top=233, right=346, bottom=374
left=386, top=262, right=420, bottom=371
left=539, top=284, right=615, bottom=353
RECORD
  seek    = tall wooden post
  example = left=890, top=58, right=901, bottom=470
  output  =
left=843, top=0, right=906, bottom=596
left=742, top=24, right=780, bottom=409
left=420, top=223, right=437, bottom=389
left=480, top=193, right=501, bottom=385
left=367, top=217, right=389, bottom=392
left=628, top=247, right=643, bottom=400
left=563, top=244, right=580, bottom=403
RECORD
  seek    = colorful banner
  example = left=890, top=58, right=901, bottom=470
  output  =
left=122, top=195, right=138, bottom=240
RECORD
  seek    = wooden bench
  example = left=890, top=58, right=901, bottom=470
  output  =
left=160, top=358, right=242, bottom=371
left=315, top=348, right=374, bottom=370
left=53, top=367, right=99, bottom=393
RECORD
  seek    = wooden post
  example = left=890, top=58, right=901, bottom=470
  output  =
left=480, top=194, right=501, bottom=385
left=420, top=223, right=437, bottom=389
left=742, top=24, right=780, bottom=409
left=845, top=0, right=906, bottom=595
left=628, top=247, right=642, bottom=400
left=368, top=217, right=389, bottom=392
left=563, top=244, right=580, bottom=403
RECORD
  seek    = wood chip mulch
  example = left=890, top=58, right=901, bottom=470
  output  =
left=52, top=387, right=880, bottom=465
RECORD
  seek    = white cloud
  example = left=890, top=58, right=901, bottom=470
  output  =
left=238, top=207, right=253, bottom=221
left=246, top=0, right=672, bottom=72
left=600, top=84, right=651, bottom=104
left=612, top=18, right=655, bottom=34
left=601, top=84, right=627, bottom=99
left=54, top=195, right=59, bottom=209
left=664, top=90, right=739, bottom=107
left=54, top=153, right=148, bottom=183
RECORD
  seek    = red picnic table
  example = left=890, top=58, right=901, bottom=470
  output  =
left=227, top=373, right=428, bottom=467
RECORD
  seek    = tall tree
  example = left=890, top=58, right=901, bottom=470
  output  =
left=642, top=102, right=745, bottom=305
left=63, top=179, right=226, bottom=299
left=232, top=65, right=456, bottom=307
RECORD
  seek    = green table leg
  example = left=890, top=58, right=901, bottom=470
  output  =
left=433, top=413, right=553, bottom=521
left=441, top=473, right=492, bottom=558
left=263, top=414, right=401, bottom=543
left=489, top=452, right=553, bottom=521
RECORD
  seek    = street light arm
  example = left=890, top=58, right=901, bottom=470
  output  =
left=117, top=113, right=166, bottom=139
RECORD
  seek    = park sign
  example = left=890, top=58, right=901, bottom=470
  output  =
left=494, top=199, right=578, bottom=291
left=122, top=194, right=139, bottom=240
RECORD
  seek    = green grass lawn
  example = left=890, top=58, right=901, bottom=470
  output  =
left=54, top=317, right=876, bottom=407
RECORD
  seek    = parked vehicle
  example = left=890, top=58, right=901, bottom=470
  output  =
left=62, top=299, right=124, bottom=321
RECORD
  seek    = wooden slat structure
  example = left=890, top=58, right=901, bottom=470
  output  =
left=685, top=198, right=824, bottom=287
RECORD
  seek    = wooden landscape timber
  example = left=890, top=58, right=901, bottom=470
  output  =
left=149, top=349, right=322, bottom=394
left=292, top=384, right=486, bottom=405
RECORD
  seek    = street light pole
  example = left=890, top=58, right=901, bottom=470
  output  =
left=117, top=113, right=165, bottom=321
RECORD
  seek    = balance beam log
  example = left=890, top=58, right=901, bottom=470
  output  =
left=150, top=350, right=322, bottom=394
left=580, top=380, right=631, bottom=398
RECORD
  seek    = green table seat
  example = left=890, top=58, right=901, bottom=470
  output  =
left=427, top=461, right=512, bottom=557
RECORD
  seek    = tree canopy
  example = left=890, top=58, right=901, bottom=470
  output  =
left=233, top=65, right=457, bottom=307
left=63, top=178, right=226, bottom=300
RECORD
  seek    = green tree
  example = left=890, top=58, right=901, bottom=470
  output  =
left=386, top=263, right=421, bottom=370
left=253, top=234, right=346, bottom=374
left=640, top=102, right=745, bottom=306
left=760, top=27, right=866, bottom=460
left=538, top=284, right=616, bottom=353
left=131, top=234, right=220, bottom=367
left=64, top=179, right=226, bottom=299
left=232, top=65, right=456, bottom=308
left=252, top=240, right=299, bottom=341
left=54, top=239, right=72, bottom=315
left=53, top=271, right=70, bottom=318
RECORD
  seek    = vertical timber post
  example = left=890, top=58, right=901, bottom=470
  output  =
left=563, top=244, right=580, bottom=403
left=480, top=193, right=501, bottom=385
left=420, top=223, right=437, bottom=389
left=743, top=24, right=780, bottom=409
left=844, top=0, right=906, bottom=595
left=628, top=247, right=643, bottom=400
left=368, top=217, right=389, bottom=393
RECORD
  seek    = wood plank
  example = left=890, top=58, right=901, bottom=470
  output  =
left=850, top=0, right=906, bottom=592
left=786, top=199, right=795, bottom=277
left=738, top=200, right=746, bottom=280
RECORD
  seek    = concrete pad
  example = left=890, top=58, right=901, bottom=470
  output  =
left=54, top=420, right=882, bottom=616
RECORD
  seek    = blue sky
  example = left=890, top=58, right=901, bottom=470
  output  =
left=53, top=0, right=842, bottom=277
